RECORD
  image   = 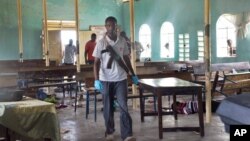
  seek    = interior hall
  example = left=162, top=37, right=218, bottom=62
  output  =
left=1, top=0, right=250, bottom=141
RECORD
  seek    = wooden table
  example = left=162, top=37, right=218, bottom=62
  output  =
left=138, top=77, right=204, bottom=139
left=24, top=81, right=78, bottom=112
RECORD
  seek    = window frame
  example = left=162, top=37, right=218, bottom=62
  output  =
left=216, top=14, right=237, bottom=57
left=139, top=24, right=151, bottom=58
left=160, top=21, right=175, bottom=58
left=178, top=33, right=190, bottom=61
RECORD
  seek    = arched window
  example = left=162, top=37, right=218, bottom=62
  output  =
left=216, top=14, right=237, bottom=57
left=139, top=24, right=151, bottom=58
left=160, top=22, right=175, bottom=58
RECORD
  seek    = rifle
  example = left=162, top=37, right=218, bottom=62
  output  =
left=101, top=45, right=141, bottom=87
left=101, top=45, right=129, bottom=74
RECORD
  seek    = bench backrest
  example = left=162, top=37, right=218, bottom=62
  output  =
left=211, top=62, right=250, bottom=72
left=221, top=72, right=250, bottom=91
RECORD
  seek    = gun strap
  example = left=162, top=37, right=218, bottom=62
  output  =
left=116, top=57, right=129, bottom=73
left=101, top=39, right=130, bottom=74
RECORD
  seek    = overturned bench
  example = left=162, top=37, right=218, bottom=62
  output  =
left=213, top=72, right=250, bottom=97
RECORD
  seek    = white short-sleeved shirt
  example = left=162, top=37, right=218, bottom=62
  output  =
left=92, top=35, right=130, bottom=81
left=64, top=45, right=76, bottom=64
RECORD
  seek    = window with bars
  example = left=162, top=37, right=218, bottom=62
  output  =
left=197, top=31, right=204, bottom=61
left=160, top=22, right=175, bottom=58
left=178, top=34, right=190, bottom=61
left=216, top=14, right=237, bottom=57
left=139, top=24, right=151, bottom=58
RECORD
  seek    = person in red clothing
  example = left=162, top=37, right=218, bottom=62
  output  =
left=84, top=33, right=97, bottom=64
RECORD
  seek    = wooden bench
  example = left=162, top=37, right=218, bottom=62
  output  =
left=192, top=61, right=250, bottom=81
left=17, top=65, right=93, bottom=97
left=0, top=59, right=51, bottom=88
left=17, top=65, right=93, bottom=80
left=213, top=72, right=250, bottom=97
left=141, top=61, right=187, bottom=72
left=211, top=62, right=250, bottom=97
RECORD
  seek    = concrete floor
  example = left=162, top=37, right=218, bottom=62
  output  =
left=57, top=95, right=229, bottom=141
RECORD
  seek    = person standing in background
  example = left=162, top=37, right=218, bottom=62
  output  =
left=134, top=41, right=144, bottom=62
left=63, top=39, right=76, bottom=65
left=85, top=33, right=97, bottom=64
left=165, top=43, right=170, bottom=58
left=227, top=39, right=233, bottom=56
left=120, top=31, right=131, bottom=52
left=120, top=31, right=144, bottom=61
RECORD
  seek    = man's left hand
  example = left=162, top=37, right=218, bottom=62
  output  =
left=131, top=75, right=139, bottom=85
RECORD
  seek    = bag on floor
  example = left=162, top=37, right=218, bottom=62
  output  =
left=172, top=100, right=198, bottom=115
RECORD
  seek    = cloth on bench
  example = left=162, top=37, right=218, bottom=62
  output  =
left=216, top=93, right=250, bottom=133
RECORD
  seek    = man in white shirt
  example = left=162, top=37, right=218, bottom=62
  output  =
left=63, top=39, right=76, bottom=65
left=93, top=16, right=138, bottom=141
left=134, top=41, right=144, bottom=62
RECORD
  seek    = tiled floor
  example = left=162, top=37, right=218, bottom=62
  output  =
left=57, top=95, right=229, bottom=141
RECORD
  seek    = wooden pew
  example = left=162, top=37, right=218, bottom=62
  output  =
left=192, top=61, right=250, bottom=98
left=192, top=61, right=250, bottom=81
left=0, top=59, right=56, bottom=87
left=0, top=59, right=56, bottom=73
left=211, top=61, right=250, bottom=72
left=211, top=62, right=250, bottom=97
left=141, top=61, right=187, bottom=72
left=138, top=60, right=204, bottom=73
left=17, top=65, right=93, bottom=105
left=18, top=65, right=93, bottom=82
left=213, top=72, right=250, bottom=97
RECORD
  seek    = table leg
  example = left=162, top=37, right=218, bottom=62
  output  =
left=173, top=94, right=177, bottom=120
left=62, top=86, right=65, bottom=105
left=157, top=90, right=163, bottom=139
left=197, top=89, right=204, bottom=136
left=6, top=128, right=10, bottom=141
left=139, top=87, right=144, bottom=122
left=74, top=87, right=77, bottom=112
left=94, top=91, right=97, bottom=122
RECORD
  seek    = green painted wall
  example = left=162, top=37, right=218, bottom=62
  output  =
left=1, top=0, right=250, bottom=63
left=211, top=0, right=250, bottom=63
left=0, top=0, right=123, bottom=60
left=122, top=0, right=250, bottom=63
left=0, top=0, right=19, bottom=60
left=122, top=0, right=203, bottom=61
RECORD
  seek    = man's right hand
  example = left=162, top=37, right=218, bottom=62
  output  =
left=94, top=80, right=103, bottom=91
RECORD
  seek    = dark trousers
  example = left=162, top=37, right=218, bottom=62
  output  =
left=100, top=79, right=133, bottom=140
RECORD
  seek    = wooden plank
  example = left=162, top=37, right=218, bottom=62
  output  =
left=213, top=72, right=250, bottom=97
left=223, top=72, right=250, bottom=90
left=27, top=81, right=77, bottom=89
left=211, top=62, right=250, bottom=72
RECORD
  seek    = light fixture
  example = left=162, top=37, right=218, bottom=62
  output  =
left=122, top=0, right=139, bottom=3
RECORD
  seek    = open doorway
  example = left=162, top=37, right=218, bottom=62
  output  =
left=61, top=30, right=76, bottom=64
left=45, top=20, right=76, bottom=66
